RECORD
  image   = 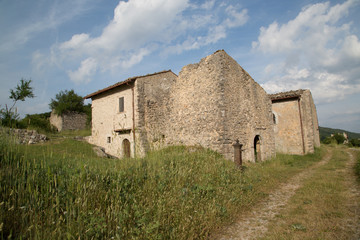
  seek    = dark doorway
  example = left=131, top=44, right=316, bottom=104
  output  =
left=123, top=139, right=131, bottom=158
left=254, top=135, right=261, bottom=162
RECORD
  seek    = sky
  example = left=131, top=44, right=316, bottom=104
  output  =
left=0, top=0, right=359, bottom=133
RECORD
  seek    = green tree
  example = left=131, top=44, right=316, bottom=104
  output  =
left=333, top=133, right=346, bottom=144
left=49, top=90, right=85, bottom=115
left=0, top=79, right=35, bottom=127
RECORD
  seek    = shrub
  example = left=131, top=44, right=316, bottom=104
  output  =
left=17, top=112, right=54, bottom=133
left=350, top=139, right=360, bottom=147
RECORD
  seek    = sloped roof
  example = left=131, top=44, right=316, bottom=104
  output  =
left=269, top=89, right=305, bottom=101
left=84, top=70, right=175, bottom=99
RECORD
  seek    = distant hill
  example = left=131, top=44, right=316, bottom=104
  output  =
left=319, top=126, right=360, bottom=141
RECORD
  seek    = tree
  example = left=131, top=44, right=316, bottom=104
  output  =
left=0, top=79, right=35, bottom=127
left=49, top=89, right=85, bottom=115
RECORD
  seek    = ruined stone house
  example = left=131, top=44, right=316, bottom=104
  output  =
left=84, top=50, right=320, bottom=162
left=50, top=110, right=87, bottom=132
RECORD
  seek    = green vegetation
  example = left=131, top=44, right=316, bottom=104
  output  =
left=319, top=126, right=360, bottom=141
left=261, top=147, right=359, bottom=239
left=0, top=79, right=35, bottom=128
left=17, top=112, right=54, bottom=133
left=49, top=89, right=88, bottom=116
left=350, top=138, right=360, bottom=147
left=49, top=89, right=91, bottom=126
left=0, top=132, right=325, bottom=239
left=355, top=151, right=360, bottom=181
left=322, top=132, right=346, bottom=145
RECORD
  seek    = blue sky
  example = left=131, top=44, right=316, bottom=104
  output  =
left=1, top=0, right=359, bottom=133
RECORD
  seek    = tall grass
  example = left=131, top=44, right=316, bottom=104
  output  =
left=0, top=134, right=324, bottom=239
left=355, top=150, right=360, bottom=181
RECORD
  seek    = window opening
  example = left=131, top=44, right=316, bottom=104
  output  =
left=119, top=97, right=124, bottom=112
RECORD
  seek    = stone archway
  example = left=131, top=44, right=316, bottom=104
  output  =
left=123, top=139, right=131, bottom=158
left=254, top=135, right=261, bottom=162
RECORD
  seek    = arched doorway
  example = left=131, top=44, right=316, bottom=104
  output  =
left=254, top=135, right=261, bottom=162
left=123, top=139, right=131, bottom=158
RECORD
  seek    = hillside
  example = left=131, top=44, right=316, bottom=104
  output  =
left=319, top=126, right=360, bottom=141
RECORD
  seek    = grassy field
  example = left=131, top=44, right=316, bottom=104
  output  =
left=0, top=131, right=349, bottom=239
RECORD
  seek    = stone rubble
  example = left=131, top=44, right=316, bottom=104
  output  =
left=2, top=128, right=48, bottom=144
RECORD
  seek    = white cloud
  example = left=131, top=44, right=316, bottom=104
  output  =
left=0, top=0, right=94, bottom=53
left=253, top=0, right=360, bottom=103
left=53, top=0, right=249, bottom=83
left=68, top=58, right=97, bottom=84
left=224, top=6, right=248, bottom=28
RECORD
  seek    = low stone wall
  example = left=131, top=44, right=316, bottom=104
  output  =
left=2, top=128, right=48, bottom=144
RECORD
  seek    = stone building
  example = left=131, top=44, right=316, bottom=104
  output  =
left=50, top=110, right=88, bottom=132
left=269, top=90, right=320, bottom=154
left=164, top=50, right=275, bottom=162
left=84, top=70, right=177, bottom=158
left=85, top=50, right=319, bottom=162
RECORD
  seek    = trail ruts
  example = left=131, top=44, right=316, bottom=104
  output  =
left=212, top=149, right=332, bottom=240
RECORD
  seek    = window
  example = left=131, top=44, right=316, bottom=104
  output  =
left=119, top=97, right=124, bottom=112
left=107, top=137, right=111, bottom=143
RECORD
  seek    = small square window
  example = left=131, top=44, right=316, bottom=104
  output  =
left=107, top=137, right=111, bottom=143
left=119, top=97, right=124, bottom=112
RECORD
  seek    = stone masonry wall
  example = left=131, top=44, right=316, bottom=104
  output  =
left=166, top=50, right=275, bottom=162
left=50, top=111, right=62, bottom=131
left=50, top=111, right=87, bottom=132
left=272, top=99, right=304, bottom=154
left=220, top=52, right=275, bottom=161
left=270, top=89, right=320, bottom=154
left=299, top=90, right=321, bottom=153
left=134, top=71, right=177, bottom=156
left=62, top=112, right=87, bottom=131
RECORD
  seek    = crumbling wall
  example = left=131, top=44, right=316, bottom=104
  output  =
left=50, top=111, right=87, bottom=132
left=135, top=71, right=177, bottom=156
left=50, top=111, right=62, bottom=131
left=62, top=112, right=87, bottom=131
left=299, top=90, right=321, bottom=152
left=166, top=50, right=275, bottom=162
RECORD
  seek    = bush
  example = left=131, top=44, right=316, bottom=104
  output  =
left=17, top=112, right=54, bottom=133
left=350, top=139, right=360, bottom=147
left=322, top=133, right=346, bottom=145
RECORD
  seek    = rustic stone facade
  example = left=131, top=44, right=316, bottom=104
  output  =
left=50, top=111, right=87, bottom=132
left=85, top=50, right=319, bottom=162
left=165, top=50, right=275, bottom=161
left=86, top=71, right=177, bottom=158
left=270, top=90, right=320, bottom=154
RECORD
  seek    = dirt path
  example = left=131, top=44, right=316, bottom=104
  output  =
left=213, top=149, right=333, bottom=240
left=342, top=149, right=360, bottom=239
